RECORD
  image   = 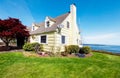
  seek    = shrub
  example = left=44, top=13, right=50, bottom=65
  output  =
left=63, top=46, right=69, bottom=55
left=79, top=46, right=91, bottom=54
left=23, top=43, right=33, bottom=51
left=65, top=45, right=80, bottom=54
left=39, top=44, right=43, bottom=51
left=23, top=43, right=43, bottom=52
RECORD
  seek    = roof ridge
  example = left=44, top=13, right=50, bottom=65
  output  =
left=47, top=16, right=56, bottom=22
left=54, top=12, right=70, bottom=20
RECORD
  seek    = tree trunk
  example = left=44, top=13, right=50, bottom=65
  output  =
left=1, top=38, right=10, bottom=47
left=17, top=37, right=25, bottom=49
left=5, top=42, right=9, bottom=47
left=5, top=42, right=10, bottom=50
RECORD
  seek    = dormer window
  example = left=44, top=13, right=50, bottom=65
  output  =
left=67, top=21, right=69, bottom=28
left=32, top=26, right=35, bottom=30
left=46, top=21, right=50, bottom=27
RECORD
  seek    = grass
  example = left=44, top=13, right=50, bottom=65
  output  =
left=0, top=52, right=120, bottom=78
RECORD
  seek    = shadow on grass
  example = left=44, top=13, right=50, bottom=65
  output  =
left=0, top=46, right=22, bottom=52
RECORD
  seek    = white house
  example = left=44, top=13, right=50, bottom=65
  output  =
left=30, top=4, right=82, bottom=52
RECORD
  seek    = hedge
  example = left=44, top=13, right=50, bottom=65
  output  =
left=23, top=43, right=43, bottom=52
left=65, top=45, right=79, bottom=54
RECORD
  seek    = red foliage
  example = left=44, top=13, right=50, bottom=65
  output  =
left=0, top=17, right=29, bottom=46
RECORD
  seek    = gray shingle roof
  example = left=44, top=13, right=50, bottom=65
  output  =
left=30, top=13, right=69, bottom=35
left=27, top=27, right=31, bottom=32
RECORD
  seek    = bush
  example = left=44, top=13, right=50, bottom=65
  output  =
left=23, top=43, right=43, bottom=52
left=39, top=44, right=43, bottom=51
left=79, top=46, right=91, bottom=54
left=23, top=43, right=33, bottom=51
left=65, top=45, right=80, bottom=54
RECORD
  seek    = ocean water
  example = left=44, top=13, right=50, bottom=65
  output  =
left=83, top=44, right=120, bottom=54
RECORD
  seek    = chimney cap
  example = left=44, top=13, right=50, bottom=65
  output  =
left=68, top=11, right=70, bottom=13
left=72, top=3, right=76, bottom=6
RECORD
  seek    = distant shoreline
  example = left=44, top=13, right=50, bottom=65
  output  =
left=83, top=44, right=120, bottom=54
left=84, top=44, right=120, bottom=46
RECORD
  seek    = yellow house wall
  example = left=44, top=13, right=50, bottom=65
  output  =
left=30, top=32, right=60, bottom=52
left=53, top=14, right=73, bottom=52
left=53, top=11, right=82, bottom=52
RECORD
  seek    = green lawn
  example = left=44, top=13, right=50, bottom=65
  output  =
left=0, top=52, right=120, bottom=78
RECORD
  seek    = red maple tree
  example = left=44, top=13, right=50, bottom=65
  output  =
left=0, top=17, right=29, bottom=47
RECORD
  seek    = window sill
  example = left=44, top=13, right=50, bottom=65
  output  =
left=40, top=43, right=48, bottom=45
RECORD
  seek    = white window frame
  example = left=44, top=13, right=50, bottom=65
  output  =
left=46, top=21, right=50, bottom=27
left=32, top=26, right=35, bottom=31
left=40, top=35, right=47, bottom=44
left=67, top=21, right=70, bottom=28
left=61, top=35, right=66, bottom=44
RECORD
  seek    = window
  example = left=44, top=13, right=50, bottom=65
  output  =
left=41, top=35, right=47, bottom=43
left=33, top=26, right=35, bottom=30
left=67, top=21, right=69, bottom=28
left=46, top=21, right=50, bottom=27
left=77, top=39, right=79, bottom=44
left=61, top=36, right=65, bottom=44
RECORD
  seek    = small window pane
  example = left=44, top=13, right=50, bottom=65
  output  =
left=41, top=35, right=46, bottom=43
left=46, top=21, right=50, bottom=27
left=61, top=36, right=65, bottom=44
left=67, top=21, right=69, bottom=28
left=33, top=26, right=34, bottom=30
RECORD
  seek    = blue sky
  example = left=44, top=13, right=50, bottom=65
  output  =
left=0, top=0, right=120, bottom=45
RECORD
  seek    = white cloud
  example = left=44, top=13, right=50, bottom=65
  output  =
left=83, top=33, right=120, bottom=45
